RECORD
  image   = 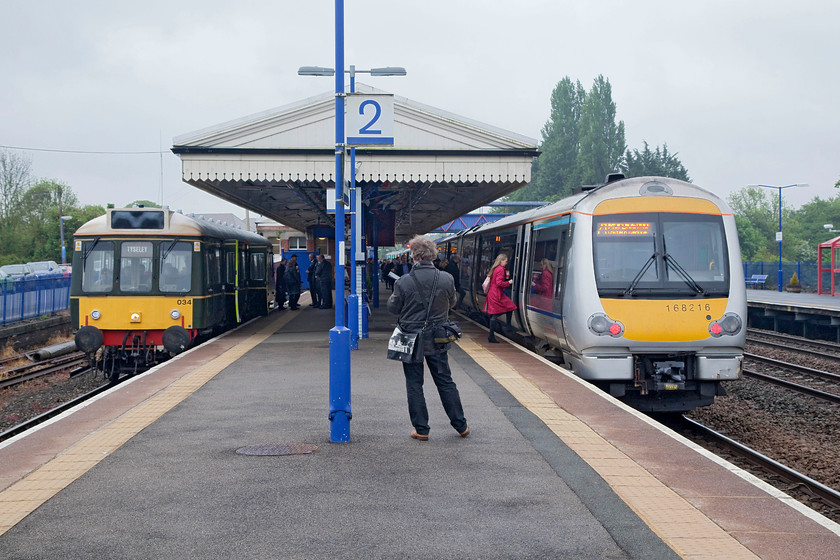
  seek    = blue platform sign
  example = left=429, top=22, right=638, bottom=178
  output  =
left=346, top=93, right=395, bottom=145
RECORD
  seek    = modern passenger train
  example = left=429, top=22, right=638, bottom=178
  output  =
left=70, top=207, right=274, bottom=380
left=440, top=175, right=746, bottom=412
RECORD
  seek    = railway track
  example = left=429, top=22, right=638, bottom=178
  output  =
left=679, top=416, right=840, bottom=515
left=0, top=352, right=88, bottom=391
left=742, top=351, right=840, bottom=404
left=747, top=328, right=840, bottom=359
left=0, top=380, right=110, bottom=443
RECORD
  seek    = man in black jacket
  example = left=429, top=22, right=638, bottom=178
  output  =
left=387, top=235, right=468, bottom=441
left=307, top=253, right=320, bottom=307
left=284, top=254, right=302, bottom=310
left=275, top=257, right=287, bottom=309
left=314, top=254, right=333, bottom=309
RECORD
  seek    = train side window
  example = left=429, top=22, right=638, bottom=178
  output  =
left=205, top=245, right=221, bottom=287
left=160, top=241, right=192, bottom=293
left=119, top=241, right=153, bottom=293
left=529, top=227, right=560, bottom=309
left=224, top=251, right=236, bottom=284
left=250, top=252, right=266, bottom=281
left=82, top=241, right=114, bottom=293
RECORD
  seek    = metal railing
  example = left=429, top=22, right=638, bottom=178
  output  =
left=0, top=275, right=71, bottom=325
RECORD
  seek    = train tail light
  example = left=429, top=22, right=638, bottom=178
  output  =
left=709, top=313, right=742, bottom=337
left=588, top=313, right=624, bottom=337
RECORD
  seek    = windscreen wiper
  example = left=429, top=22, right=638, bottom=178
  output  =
left=624, top=253, right=657, bottom=296
left=664, top=253, right=707, bottom=295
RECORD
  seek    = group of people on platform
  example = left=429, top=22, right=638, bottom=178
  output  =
left=274, top=252, right=333, bottom=310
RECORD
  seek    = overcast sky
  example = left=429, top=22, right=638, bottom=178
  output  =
left=2, top=1, right=837, bottom=218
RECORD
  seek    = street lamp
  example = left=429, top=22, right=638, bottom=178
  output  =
left=59, top=215, right=73, bottom=265
left=749, top=183, right=808, bottom=292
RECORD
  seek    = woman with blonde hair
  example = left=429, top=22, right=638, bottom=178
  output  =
left=533, top=258, right=555, bottom=297
left=483, top=253, right=517, bottom=343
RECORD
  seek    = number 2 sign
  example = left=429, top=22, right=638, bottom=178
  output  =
left=346, top=93, right=395, bottom=146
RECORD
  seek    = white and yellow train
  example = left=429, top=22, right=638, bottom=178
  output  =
left=442, top=175, right=745, bottom=412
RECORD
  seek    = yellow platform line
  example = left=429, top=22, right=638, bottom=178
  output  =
left=0, top=312, right=293, bottom=536
left=457, top=334, right=759, bottom=560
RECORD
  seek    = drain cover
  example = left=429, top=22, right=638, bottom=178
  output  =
left=235, top=443, right=319, bottom=456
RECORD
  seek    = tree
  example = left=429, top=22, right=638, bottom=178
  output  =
left=124, top=199, right=161, bottom=208
left=622, top=142, right=690, bottom=181
left=0, top=149, right=32, bottom=261
left=573, top=75, right=626, bottom=188
left=510, top=77, right=585, bottom=203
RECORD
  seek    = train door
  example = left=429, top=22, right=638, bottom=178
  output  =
left=460, top=236, right=478, bottom=309
left=221, top=240, right=245, bottom=324
left=526, top=217, right=571, bottom=347
left=477, top=229, right=518, bottom=317
left=247, top=246, right=270, bottom=316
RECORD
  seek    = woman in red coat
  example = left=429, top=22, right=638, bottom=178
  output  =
left=483, top=253, right=517, bottom=343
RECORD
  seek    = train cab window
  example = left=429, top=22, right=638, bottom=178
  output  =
left=159, top=241, right=192, bottom=293
left=593, top=213, right=728, bottom=296
left=82, top=241, right=115, bottom=293
left=119, top=242, right=153, bottom=293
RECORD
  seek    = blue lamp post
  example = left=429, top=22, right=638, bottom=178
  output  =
left=299, top=66, right=405, bottom=351
left=749, top=183, right=808, bottom=292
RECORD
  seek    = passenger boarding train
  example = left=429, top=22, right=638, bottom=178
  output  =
left=71, top=207, right=274, bottom=380
left=440, top=175, right=746, bottom=412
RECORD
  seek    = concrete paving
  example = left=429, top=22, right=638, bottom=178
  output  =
left=0, top=300, right=677, bottom=559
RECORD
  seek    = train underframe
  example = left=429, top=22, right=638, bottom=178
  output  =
left=77, top=326, right=199, bottom=383
left=596, top=352, right=727, bottom=413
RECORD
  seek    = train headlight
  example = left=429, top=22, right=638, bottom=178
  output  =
left=90, top=309, right=101, bottom=320
left=709, top=313, right=742, bottom=337
left=588, top=313, right=624, bottom=337
left=130, top=312, right=142, bottom=323
left=170, top=309, right=181, bottom=320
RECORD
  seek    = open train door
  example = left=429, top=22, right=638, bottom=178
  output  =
left=222, top=239, right=247, bottom=324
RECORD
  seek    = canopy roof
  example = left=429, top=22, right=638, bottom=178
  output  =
left=172, top=84, right=539, bottom=241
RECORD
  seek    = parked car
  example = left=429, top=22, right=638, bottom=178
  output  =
left=27, top=261, right=62, bottom=278
left=0, top=263, right=34, bottom=279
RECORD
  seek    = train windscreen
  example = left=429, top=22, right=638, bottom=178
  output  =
left=593, top=212, right=728, bottom=297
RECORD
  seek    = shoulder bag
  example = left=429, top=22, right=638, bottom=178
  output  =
left=386, top=270, right=438, bottom=363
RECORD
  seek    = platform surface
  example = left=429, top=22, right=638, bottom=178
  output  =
left=1, top=290, right=839, bottom=559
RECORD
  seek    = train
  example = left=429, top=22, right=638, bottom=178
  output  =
left=70, top=207, right=274, bottom=380
left=439, top=174, right=746, bottom=412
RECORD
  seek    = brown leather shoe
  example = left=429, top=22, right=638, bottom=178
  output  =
left=410, top=430, right=429, bottom=441
left=459, top=425, right=470, bottom=438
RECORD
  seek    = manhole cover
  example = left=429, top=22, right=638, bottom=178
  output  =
left=235, top=443, right=319, bottom=456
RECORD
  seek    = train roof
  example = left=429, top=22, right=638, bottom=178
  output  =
left=468, top=176, right=732, bottom=235
left=73, top=207, right=271, bottom=246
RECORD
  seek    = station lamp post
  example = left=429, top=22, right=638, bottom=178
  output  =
left=298, top=65, right=405, bottom=350
left=59, top=215, right=73, bottom=265
left=296, top=0, right=405, bottom=443
left=749, top=183, right=808, bottom=292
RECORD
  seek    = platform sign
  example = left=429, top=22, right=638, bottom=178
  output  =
left=346, top=93, right=395, bottom=146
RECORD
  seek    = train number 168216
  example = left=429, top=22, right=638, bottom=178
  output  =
left=665, top=303, right=711, bottom=313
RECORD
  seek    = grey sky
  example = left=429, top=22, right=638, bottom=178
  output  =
left=1, top=1, right=837, bottom=216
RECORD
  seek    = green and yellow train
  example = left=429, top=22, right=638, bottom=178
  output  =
left=71, top=207, right=274, bottom=380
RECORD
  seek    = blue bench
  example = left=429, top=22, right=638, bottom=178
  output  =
left=746, top=274, right=768, bottom=289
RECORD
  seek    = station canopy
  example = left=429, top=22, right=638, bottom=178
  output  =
left=171, top=84, right=538, bottom=242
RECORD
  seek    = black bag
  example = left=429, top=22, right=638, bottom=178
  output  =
left=433, top=320, right=462, bottom=344
left=387, top=325, right=422, bottom=363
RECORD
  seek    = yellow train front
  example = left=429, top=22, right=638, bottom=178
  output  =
left=70, top=207, right=273, bottom=380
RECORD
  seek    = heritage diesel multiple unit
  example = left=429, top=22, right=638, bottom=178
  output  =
left=442, top=175, right=746, bottom=412
left=71, top=207, right=273, bottom=380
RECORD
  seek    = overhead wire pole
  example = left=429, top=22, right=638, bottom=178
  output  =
left=329, top=0, right=351, bottom=443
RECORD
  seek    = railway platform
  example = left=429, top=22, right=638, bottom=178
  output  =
left=1, top=290, right=839, bottom=559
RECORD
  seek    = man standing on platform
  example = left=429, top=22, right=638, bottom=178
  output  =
left=315, top=254, right=333, bottom=309
left=275, top=257, right=287, bottom=309
left=307, top=253, right=320, bottom=308
left=284, top=254, right=302, bottom=310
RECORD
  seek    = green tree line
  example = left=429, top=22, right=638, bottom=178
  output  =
left=0, top=150, right=105, bottom=266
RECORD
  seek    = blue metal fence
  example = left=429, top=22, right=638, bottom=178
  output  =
left=743, top=261, right=817, bottom=291
left=0, top=275, right=71, bottom=325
